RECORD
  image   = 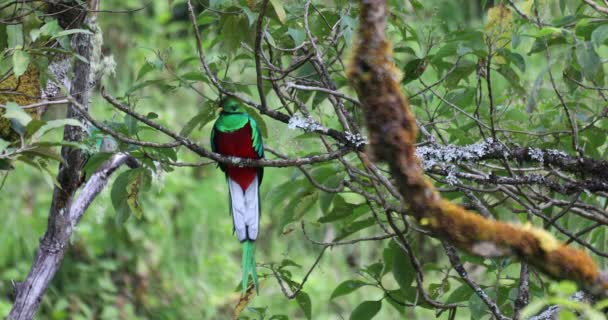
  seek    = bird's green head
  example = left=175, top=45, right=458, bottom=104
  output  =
left=219, top=97, right=246, bottom=114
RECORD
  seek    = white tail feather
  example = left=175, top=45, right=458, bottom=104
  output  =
left=228, top=177, right=259, bottom=241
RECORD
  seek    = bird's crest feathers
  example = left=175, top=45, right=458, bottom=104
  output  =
left=220, top=97, right=246, bottom=114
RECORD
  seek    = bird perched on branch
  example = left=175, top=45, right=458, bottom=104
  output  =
left=211, top=97, right=264, bottom=294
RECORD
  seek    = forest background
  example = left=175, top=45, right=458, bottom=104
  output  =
left=3, top=0, right=608, bottom=319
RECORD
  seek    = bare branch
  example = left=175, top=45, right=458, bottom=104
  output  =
left=583, top=0, right=608, bottom=14
left=443, top=243, right=509, bottom=320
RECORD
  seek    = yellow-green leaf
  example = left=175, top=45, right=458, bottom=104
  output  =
left=269, top=0, right=286, bottom=24
left=126, top=169, right=150, bottom=219
left=12, top=49, right=30, bottom=78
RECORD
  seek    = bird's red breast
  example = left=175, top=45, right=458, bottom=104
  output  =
left=213, top=122, right=260, bottom=190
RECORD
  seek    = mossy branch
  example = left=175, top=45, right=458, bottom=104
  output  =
left=348, top=0, right=608, bottom=298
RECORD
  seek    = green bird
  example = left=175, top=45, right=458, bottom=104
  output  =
left=211, top=97, right=264, bottom=294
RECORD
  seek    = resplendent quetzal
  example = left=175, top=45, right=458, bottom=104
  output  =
left=210, top=97, right=264, bottom=294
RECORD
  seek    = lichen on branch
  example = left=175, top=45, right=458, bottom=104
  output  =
left=348, top=0, right=608, bottom=297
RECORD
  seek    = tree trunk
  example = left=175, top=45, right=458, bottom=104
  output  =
left=8, top=1, right=99, bottom=319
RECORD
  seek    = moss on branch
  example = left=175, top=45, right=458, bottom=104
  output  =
left=349, top=0, right=608, bottom=298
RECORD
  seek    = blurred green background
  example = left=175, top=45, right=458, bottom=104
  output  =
left=3, top=0, right=607, bottom=319
left=1, top=1, right=400, bottom=318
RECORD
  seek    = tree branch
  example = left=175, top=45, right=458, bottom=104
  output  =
left=583, top=0, right=608, bottom=14
left=349, top=0, right=608, bottom=298
left=8, top=153, right=137, bottom=320
left=96, top=89, right=353, bottom=167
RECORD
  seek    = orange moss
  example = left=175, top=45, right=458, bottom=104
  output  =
left=0, top=66, right=42, bottom=141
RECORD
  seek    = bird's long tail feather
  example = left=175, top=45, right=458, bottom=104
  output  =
left=242, top=240, right=259, bottom=294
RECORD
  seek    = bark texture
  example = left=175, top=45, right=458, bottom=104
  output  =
left=8, top=153, right=136, bottom=319
left=8, top=1, right=101, bottom=319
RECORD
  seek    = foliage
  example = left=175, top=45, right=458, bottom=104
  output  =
left=2, top=0, right=608, bottom=319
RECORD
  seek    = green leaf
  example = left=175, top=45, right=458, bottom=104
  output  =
left=280, top=259, right=301, bottom=269
left=7, top=24, right=23, bottom=48
left=292, top=191, right=318, bottom=221
left=520, top=299, right=547, bottom=319
left=340, top=16, right=356, bottom=43
left=124, top=114, right=138, bottom=136
left=40, top=20, right=62, bottom=38
left=559, top=309, right=577, bottom=320
left=591, top=228, right=607, bottom=269
left=592, top=25, right=608, bottom=47
left=364, top=262, right=383, bottom=280
left=126, top=168, right=151, bottom=219
left=318, top=195, right=368, bottom=223
left=469, top=292, right=487, bottom=319
left=84, top=152, right=113, bottom=177
left=528, top=35, right=568, bottom=55
left=197, top=10, right=218, bottom=25
left=269, top=0, right=286, bottom=24
left=280, top=188, right=317, bottom=230
left=0, top=139, right=9, bottom=153
left=349, top=300, right=382, bottom=320
left=22, top=146, right=63, bottom=163
left=32, top=55, right=49, bottom=88
left=241, top=6, right=257, bottom=26
left=12, top=49, right=30, bottom=78
left=390, top=240, right=416, bottom=292
left=180, top=72, right=206, bottom=81
left=146, top=112, right=159, bottom=119
left=576, top=41, right=601, bottom=81
left=111, top=170, right=133, bottom=224
left=534, top=26, right=563, bottom=38
left=334, top=217, right=376, bottom=241
left=125, top=79, right=166, bottom=95
left=218, top=15, right=250, bottom=52
left=445, top=284, right=474, bottom=304
left=318, top=196, right=350, bottom=223
left=30, top=157, right=61, bottom=188
left=382, top=244, right=394, bottom=275
left=4, top=102, right=32, bottom=127
left=30, top=28, right=42, bottom=42
left=437, top=87, right=475, bottom=114
left=136, top=62, right=155, bottom=81
left=497, top=64, right=526, bottom=95
left=330, top=280, right=367, bottom=300
left=444, top=59, right=476, bottom=88
left=0, top=24, right=6, bottom=51
left=295, top=291, right=312, bottom=320
left=550, top=281, right=577, bottom=296
left=51, top=29, right=93, bottom=39
left=31, top=119, right=86, bottom=141
left=583, top=309, right=607, bottom=320
left=288, top=28, right=306, bottom=47
left=512, top=33, right=521, bottom=49
left=402, top=58, right=427, bottom=84
left=575, top=19, right=603, bottom=40
left=24, top=119, right=45, bottom=138
left=500, top=49, right=526, bottom=72
left=180, top=106, right=216, bottom=137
